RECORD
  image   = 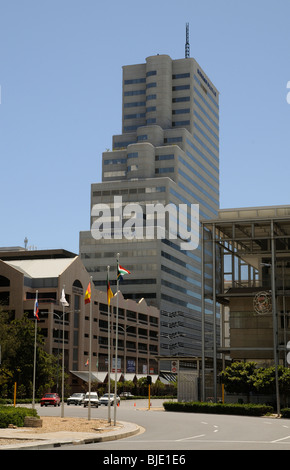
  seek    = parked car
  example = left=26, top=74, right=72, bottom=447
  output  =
left=99, top=393, right=120, bottom=406
left=120, top=392, right=134, bottom=398
left=83, top=392, right=99, bottom=408
left=67, top=393, right=85, bottom=405
left=40, top=393, right=60, bottom=407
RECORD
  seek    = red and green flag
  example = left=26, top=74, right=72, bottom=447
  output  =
left=117, top=263, right=131, bottom=281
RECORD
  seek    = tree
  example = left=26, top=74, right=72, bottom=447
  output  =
left=221, top=362, right=290, bottom=406
left=253, top=365, right=290, bottom=406
left=251, top=366, right=276, bottom=395
left=0, top=312, right=59, bottom=398
left=221, top=362, right=257, bottom=402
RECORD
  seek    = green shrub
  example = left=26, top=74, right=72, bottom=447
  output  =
left=163, top=401, right=273, bottom=417
left=281, top=408, right=290, bottom=418
left=0, top=406, right=38, bottom=428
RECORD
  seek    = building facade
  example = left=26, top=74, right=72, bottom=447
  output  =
left=200, top=205, right=290, bottom=400
left=0, top=249, right=159, bottom=390
left=80, top=53, right=220, bottom=357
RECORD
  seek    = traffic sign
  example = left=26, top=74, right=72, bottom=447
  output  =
left=171, top=360, right=178, bottom=373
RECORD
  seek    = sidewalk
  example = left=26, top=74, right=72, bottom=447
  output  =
left=0, top=421, right=141, bottom=450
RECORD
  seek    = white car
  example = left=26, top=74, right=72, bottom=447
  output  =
left=83, top=392, right=99, bottom=408
left=67, top=393, right=85, bottom=405
left=120, top=392, right=134, bottom=398
left=99, top=393, right=120, bottom=406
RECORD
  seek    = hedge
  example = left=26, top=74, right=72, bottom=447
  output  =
left=0, top=406, right=38, bottom=428
left=281, top=408, right=290, bottom=419
left=163, top=401, right=273, bottom=417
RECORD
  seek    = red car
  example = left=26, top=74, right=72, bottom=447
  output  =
left=40, top=393, right=61, bottom=407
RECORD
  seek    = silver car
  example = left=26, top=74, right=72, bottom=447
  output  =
left=99, top=393, right=120, bottom=406
left=67, top=393, right=85, bottom=405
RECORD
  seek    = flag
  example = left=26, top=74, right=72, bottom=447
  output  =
left=117, top=263, right=131, bottom=281
left=85, top=359, right=89, bottom=367
left=60, top=288, right=69, bottom=307
left=107, top=272, right=113, bottom=305
left=85, top=282, right=91, bottom=304
left=33, top=292, right=39, bottom=320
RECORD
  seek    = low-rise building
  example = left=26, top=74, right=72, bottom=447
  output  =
left=0, top=248, right=159, bottom=391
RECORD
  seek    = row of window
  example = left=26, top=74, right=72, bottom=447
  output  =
left=178, top=166, right=219, bottom=207
left=123, top=103, right=218, bottom=146
left=124, top=107, right=218, bottom=143
left=107, top=164, right=176, bottom=175
left=170, top=186, right=212, bottom=221
left=98, top=338, right=158, bottom=354
left=92, top=186, right=166, bottom=197
left=186, top=138, right=219, bottom=178
left=178, top=155, right=219, bottom=197
left=124, top=75, right=218, bottom=108
left=106, top=153, right=174, bottom=162
left=123, top=120, right=219, bottom=160
left=124, top=72, right=190, bottom=84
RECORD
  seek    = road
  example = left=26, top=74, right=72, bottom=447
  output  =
left=36, top=399, right=290, bottom=451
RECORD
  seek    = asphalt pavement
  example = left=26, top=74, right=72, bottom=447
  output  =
left=3, top=400, right=290, bottom=451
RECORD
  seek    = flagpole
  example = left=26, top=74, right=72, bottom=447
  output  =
left=88, top=276, right=93, bottom=420
left=114, top=253, right=120, bottom=426
left=107, top=266, right=111, bottom=425
left=61, top=285, right=65, bottom=418
left=32, top=290, right=38, bottom=410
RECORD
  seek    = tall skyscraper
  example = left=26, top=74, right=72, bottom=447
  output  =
left=80, top=52, right=219, bottom=356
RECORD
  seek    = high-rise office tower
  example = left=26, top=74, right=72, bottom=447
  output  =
left=80, top=51, right=219, bottom=357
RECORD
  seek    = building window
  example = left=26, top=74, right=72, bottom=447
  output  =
left=146, top=82, right=157, bottom=89
left=155, top=167, right=174, bottom=174
left=172, top=109, right=190, bottom=114
left=173, top=96, right=190, bottom=103
left=155, top=154, right=174, bottom=161
left=124, top=90, right=146, bottom=96
left=124, top=101, right=146, bottom=108
left=172, top=85, right=190, bottom=91
left=127, top=152, right=138, bottom=159
left=124, top=113, right=146, bottom=119
left=172, top=73, right=190, bottom=79
left=103, top=170, right=126, bottom=178
left=0, top=276, right=10, bottom=287
left=172, top=120, right=190, bottom=127
left=137, top=134, right=148, bottom=141
left=128, top=165, right=138, bottom=171
left=0, top=291, right=9, bottom=305
left=164, top=137, right=182, bottom=143
left=124, top=125, right=138, bottom=132
left=124, top=78, right=146, bottom=84
left=104, top=158, right=127, bottom=165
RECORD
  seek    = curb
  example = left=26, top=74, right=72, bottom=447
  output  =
left=0, top=421, right=141, bottom=450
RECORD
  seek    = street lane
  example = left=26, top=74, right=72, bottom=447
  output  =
left=35, top=399, right=290, bottom=450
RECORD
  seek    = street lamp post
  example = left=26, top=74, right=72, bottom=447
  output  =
left=53, top=312, right=63, bottom=395
left=60, top=286, right=69, bottom=418
left=113, top=254, right=120, bottom=426
left=271, top=221, right=280, bottom=417
left=107, top=266, right=112, bottom=425
left=112, top=322, right=141, bottom=377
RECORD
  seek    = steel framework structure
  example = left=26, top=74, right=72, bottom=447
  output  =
left=201, top=205, right=290, bottom=413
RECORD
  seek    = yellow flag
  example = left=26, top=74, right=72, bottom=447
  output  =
left=84, top=282, right=91, bottom=304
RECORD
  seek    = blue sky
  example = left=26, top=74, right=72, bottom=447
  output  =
left=1, top=0, right=290, bottom=253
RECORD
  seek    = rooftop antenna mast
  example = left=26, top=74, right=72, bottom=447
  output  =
left=185, top=23, right=190, bottom=58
